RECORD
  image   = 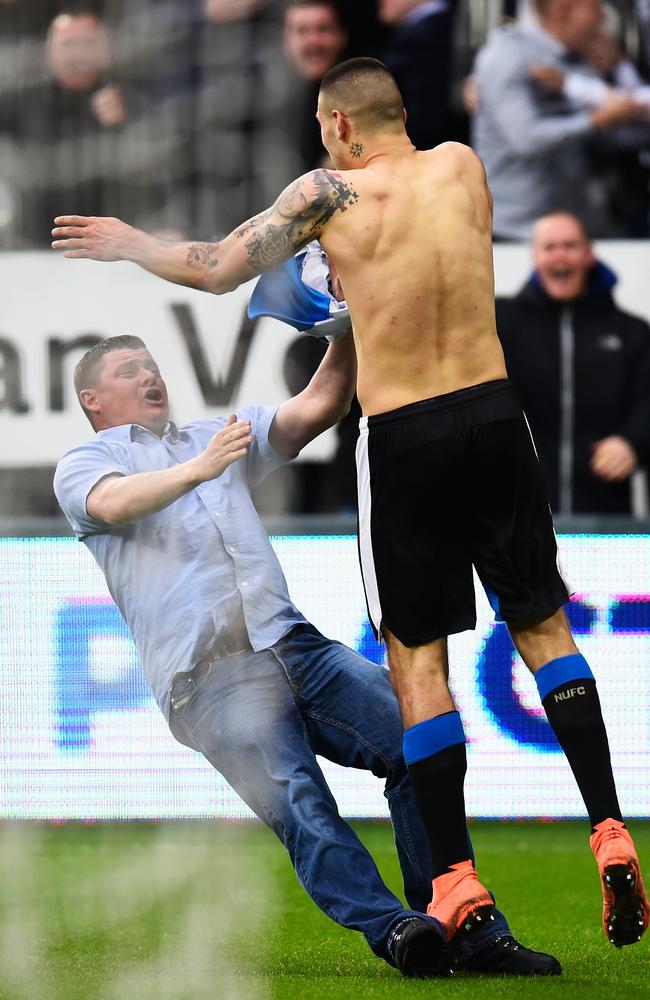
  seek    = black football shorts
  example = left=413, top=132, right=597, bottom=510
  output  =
left=356, top=379, right=569, bottom=645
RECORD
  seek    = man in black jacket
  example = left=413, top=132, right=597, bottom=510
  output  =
left=496, top=212, right=650, bottom=515
left=379, top=0, right=457, bottom=151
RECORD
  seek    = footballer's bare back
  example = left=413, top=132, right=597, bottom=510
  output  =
left=319, top=142, right=507, bottom=416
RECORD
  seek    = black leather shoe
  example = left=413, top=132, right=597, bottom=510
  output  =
left=388, top=917, right=450, bottom=978
left=456, top=935, right=562, bottom=976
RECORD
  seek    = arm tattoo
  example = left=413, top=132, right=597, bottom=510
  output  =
left=234, top=214, right=267, bottom=239
left=244, top=170, right=358, bottom=271
left=186, top=242, right=220, bottom=268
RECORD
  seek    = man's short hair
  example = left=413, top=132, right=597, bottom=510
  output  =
left=285, top=0, right=340, bottom=12
left=75, top=335, right=146, bottom=423
left=56, top=3, right=103, bottom=19
left=319, top=57, right=404, bottom=129
left=534, top=210, right=591, bottom=242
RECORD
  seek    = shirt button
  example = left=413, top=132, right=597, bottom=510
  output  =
left=227, top=545, right=236, bottom=555
left=213, top=511, right=223, bottom=518
left=241, top=581, right=249, bottom=588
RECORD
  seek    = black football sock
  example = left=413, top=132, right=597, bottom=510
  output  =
left=535, top=654, right=622, bottom=829
left=403, top=711, right=471, bottom=878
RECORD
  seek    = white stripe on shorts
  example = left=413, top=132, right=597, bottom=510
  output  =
left=356, top=417, right=383, bottom=638
left=523, top=409, right=572, bottom=595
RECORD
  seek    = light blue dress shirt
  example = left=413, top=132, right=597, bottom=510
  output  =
left=53, top=406, right=307, bottom=719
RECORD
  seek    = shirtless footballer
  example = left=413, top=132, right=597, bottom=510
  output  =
left=52, top=57, right=648, bottom=953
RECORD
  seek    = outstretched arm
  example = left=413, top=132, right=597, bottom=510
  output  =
left=270, top=329, right=356, bottom=457
left=51, top=169, right=358, bottom=295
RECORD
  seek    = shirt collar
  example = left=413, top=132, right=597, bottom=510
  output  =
left=401, top=2, right=448, bottom=28
left=96, top=421, right=180, bottom=444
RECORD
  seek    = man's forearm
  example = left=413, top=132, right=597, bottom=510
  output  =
left=269, top=333, right=357, bottom=455
left=51, top=215, right=244, bottom=294
left=309, top=333, right=357, bottom=421
left=123, top=230, right=224, bottom=292
left=88, top=460, right=203, bottom=526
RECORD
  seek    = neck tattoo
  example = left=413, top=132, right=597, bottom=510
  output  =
left=349, top=141, right=364, bottom=158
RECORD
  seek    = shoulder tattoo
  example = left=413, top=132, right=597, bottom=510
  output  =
left=243, top=170, right=358, bottom=271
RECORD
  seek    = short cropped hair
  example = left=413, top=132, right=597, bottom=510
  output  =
left=56, top=4, right=103, bottom=20
left=285, top=0, right=340, bottom=12
left=534, top=211, right=591, bottom=242
left=57, top=1, right=103, bottom=16
left=75, top=335, right=146, bottom=424
left=319, top=57, right=404, bottom=130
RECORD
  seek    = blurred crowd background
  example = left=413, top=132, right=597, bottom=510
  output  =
left=3, top=0, right=650, bottom=246
left=2, top=0, right=650, bottom=520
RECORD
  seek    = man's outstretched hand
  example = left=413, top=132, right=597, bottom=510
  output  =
left=51, top=215, right=135, bottom=260
left=51, top=214, right=221, bottom=292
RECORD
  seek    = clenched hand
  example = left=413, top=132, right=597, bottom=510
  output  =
left=590, top=436, right=637, bottom=482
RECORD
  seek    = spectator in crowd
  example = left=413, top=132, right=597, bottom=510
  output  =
left=47, top=9, right=122, bottom=114
left=284, top=0, right=347, bottom=83
left=6, top=6, right=161, bottom=246
left=496, top=211, right=650, bottom=515
left=471, top=0, right=649, bottom=239
left=530, top=23, right=650, bottom=236
left=283, top=0, right=349, bottom=171
left=379, top=0, right=458, bottom=150
left=531, top=25, right=650, bottom=111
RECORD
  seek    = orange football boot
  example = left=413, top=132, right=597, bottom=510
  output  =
left=426, top=860, right=496, bottom=944
left=590, top=818, right=649, bottom=947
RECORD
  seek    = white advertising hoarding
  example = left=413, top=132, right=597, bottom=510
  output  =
left=1, top=534, right=649, bottom=820
left=0, top=254, right=335, bottom=463
left=0, top=242, right=648, bottom=465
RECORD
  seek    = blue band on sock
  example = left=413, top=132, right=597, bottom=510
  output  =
left=535, top=653, right=595, bottom=702
left=403, top=711, right=466, bottom=766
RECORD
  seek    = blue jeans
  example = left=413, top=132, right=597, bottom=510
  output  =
left=168, top=623, right=510, bottom=963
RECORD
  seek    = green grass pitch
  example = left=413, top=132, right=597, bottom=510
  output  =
left=0, top=820, right=648, bottom=999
